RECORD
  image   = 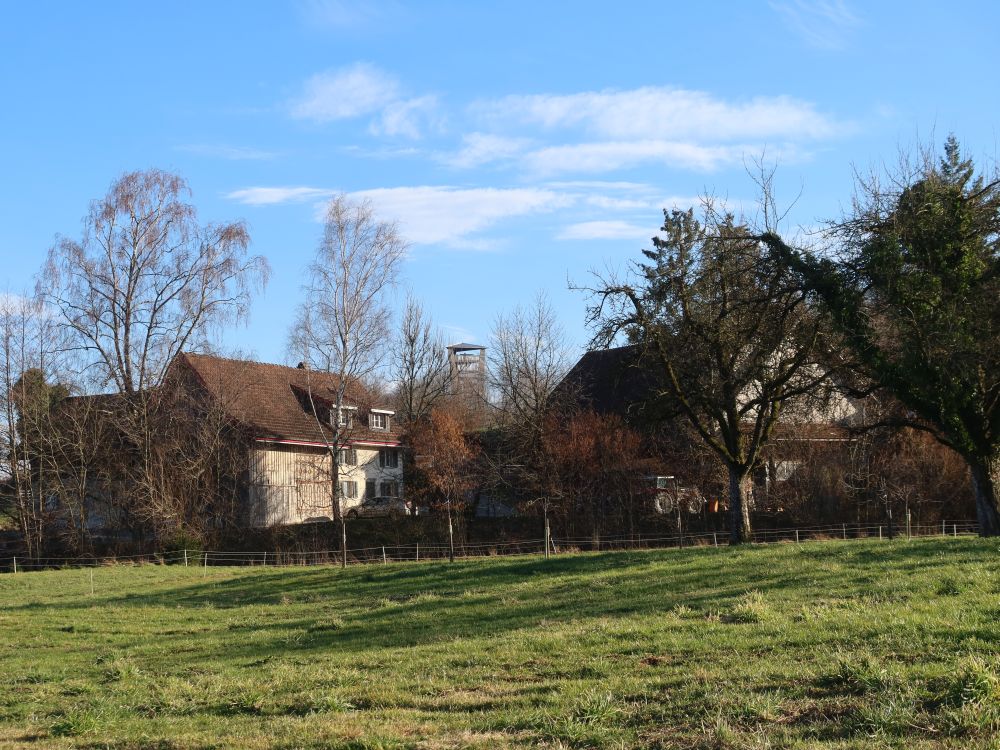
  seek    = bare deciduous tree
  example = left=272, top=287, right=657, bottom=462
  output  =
left=487, top=293, right=573, bottom=546
left=44, top=169, right=269, bottom=396
left=586, top=201, right=833, bottom=544
left=391, top=295, right=453, bottom=426
left=40, top=169, right=269, bottom=542
left=0, top=293, right=65, bottom=556
left=489, top=293, right=572, bottom=431
left=289, top=195, right=407, bottom=566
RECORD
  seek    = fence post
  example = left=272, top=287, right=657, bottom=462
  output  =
left=262, top=551, right=266, bottom=567
left=842, top=523, right=847, bottom=540
left=795, top=530, right=800, bottom=544
left=416, top=543, right=419, bottom=562
left=906, top=509, right=912, bottom=540
left=12, top=556, right=16, bottom=574
left=713, top=532, right=718, bottom=547
left=953, top=524, right=957, bottom=537
left=382, top=546, right=387, bottom=565
left=942, top=520, right=946, bottom=536
left=878, top=526, right=882, bottom=540
left=183, top=549, right=188, bottom=567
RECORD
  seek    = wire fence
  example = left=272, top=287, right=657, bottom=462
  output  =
left=0, top=520, right=980, bottom=573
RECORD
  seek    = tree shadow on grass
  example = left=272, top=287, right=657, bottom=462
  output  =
left=5, top=539, right=997, bottom=663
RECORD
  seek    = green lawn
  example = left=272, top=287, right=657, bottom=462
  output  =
left=1, top=539, right=999, bottom=749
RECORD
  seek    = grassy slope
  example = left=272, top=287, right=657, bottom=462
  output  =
left=1, top=539, right=999, bottom=750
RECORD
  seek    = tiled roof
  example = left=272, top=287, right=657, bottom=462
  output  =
left=553, top=344, right=668, bottom=421
left=178, top=353, right=399, bottom=445
left=555, top=345, right=855, bottom=440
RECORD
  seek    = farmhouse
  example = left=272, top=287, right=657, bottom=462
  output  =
left=554, top=344, right=862, bottom=498
left=177, top=354, right=404, bottom=526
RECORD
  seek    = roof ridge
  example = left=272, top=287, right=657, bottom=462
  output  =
left=184, top=351, right=333, bottom=375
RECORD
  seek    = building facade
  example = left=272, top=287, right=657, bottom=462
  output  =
left=178, top=353, right=404, bottom=527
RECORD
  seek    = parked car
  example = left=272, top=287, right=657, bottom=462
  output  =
left=345, top=496, right=412, bottom=518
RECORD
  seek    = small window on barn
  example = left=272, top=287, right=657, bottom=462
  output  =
left=369, top=412, right=388, bottom=430
left=379, top=448, right=399, bottom=469
left=339, top=480, right=358, bottom=499
left=336, top=448, right=357, bottom=466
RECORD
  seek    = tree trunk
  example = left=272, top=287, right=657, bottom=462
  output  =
left=340, top=517, right=348, bottom=568
left=331, top=456, right=347, bottom=568
left=727, top=466, right=754, bottom=545
left=446, top=500, right=455, bottom=563
left=968, top=456, right=1000, bottom=537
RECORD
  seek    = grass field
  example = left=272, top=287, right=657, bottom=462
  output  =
left=1, top=539, right=999, bottom=749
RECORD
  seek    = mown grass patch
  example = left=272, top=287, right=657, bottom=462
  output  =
left=1, top=537, right=999, bottom=748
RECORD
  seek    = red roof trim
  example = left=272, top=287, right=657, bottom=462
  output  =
left=253, top=437, right=401, bottom=449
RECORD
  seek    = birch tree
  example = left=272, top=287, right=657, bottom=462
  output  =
left=289, top=195, right=407, bottom=565
left=41, top=169, right=269, bottom=540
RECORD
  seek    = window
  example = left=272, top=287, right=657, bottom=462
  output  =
left=336, top=448, right=357, bottom=466
left=339, top=480, right=358, bottom=499
left=379, top=481, right=399, bottom=497
left=369, top=412, right=388, bottom=430
left=365, top=480, right=377, bottom=499
left=379, top=448, right=399, bottom=469
left=336, top=407, right=355, bottom=428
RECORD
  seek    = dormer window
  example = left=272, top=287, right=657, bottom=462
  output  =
left=334, top=405, right=356, bottom=428
left=369, top=409, right=393, bottom=430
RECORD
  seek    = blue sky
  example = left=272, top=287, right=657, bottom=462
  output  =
left=2, top=1, right=998, bottom=364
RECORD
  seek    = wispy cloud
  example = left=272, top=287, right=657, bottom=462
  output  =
left=770, top=0, right=861, bottom=50
left=290, top=62, right=437, bottom=139
left=291, top=63, right=399, bottom=121
left=441, top=132, right=532, bottom=168
left=371, top=95, right=440, bottom=139
left=557, top=220, right=654, bottom=241
left=225, top=186, right=336, bottom=205
left=473, top=86, right=846, bottom=142
left=177, top=144, right=279, bottom=161
left=225, top=180, right=730, bottom=250
left=346, top=186, right=574, bottom=246
left=524, top=140, right=756, bottom=175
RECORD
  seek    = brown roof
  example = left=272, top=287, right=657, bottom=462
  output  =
left=553, top=345, right=672, bottom=423
left=177, top=353, right=400, bottom=446
left=555, top=346, right=855, bottom=442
